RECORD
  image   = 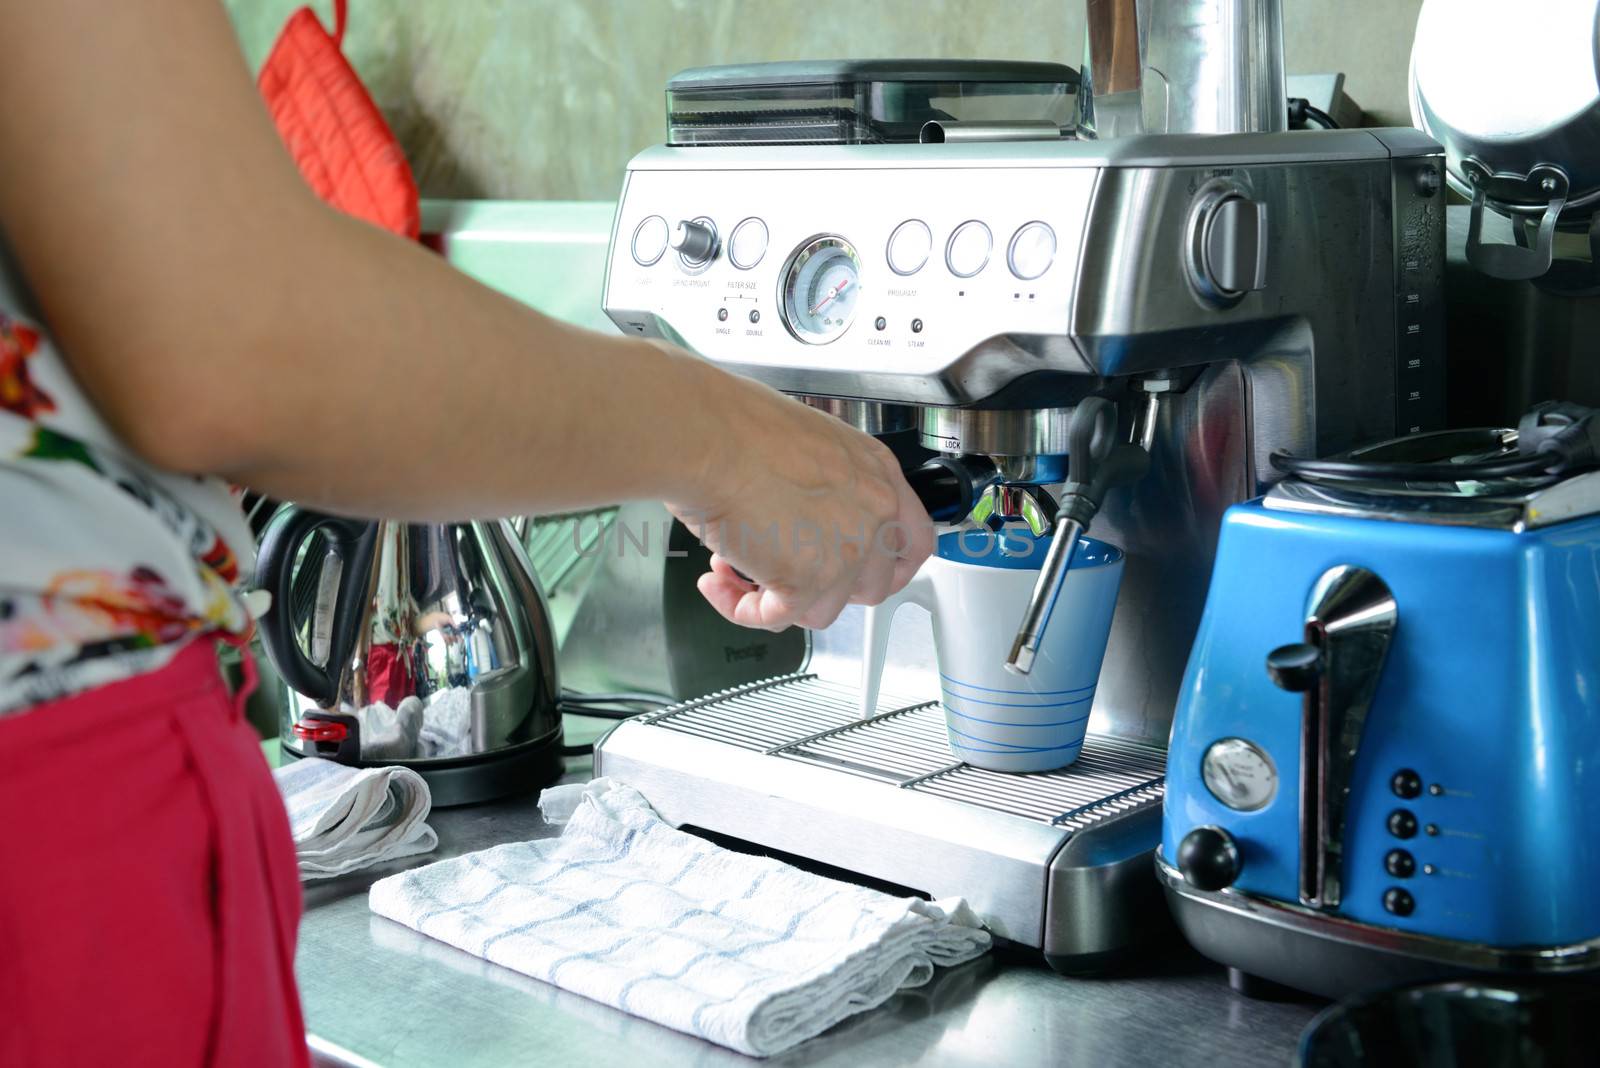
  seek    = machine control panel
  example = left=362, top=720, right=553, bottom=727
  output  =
left=603, top=161, right=1099, bottom=402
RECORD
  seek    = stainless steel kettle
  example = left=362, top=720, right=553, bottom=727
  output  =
left=256, top=509, right=563, bottom=805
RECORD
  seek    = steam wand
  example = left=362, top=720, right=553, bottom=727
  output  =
left=1005, top=397, right=1150, bottom=675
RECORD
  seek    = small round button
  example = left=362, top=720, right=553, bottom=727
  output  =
left=874, top=316, right=887, bottom=331
left=1385, top=849, right=1416, bottom=878
left=911, top=318, right=924, bottom=333
left=1388, top=809, right=1418, bottom=839
left=887, top=220, right=932, bottom=276
left=1007, top=222, right=1056, bottom=280
left=1391, top=769, right=1422, bottom=799
left=631, top=215, right=669, bottom=267
left=748, top=309, right=760, bottom=324
left=945, top=221, right=992, bottom=278
left=1383, top=887, right=1416, bottom=917
left=717, top=307, right=728, bottom=322
left=728, top=218, right=768, bottom=270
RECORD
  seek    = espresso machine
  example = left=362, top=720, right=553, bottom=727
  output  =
left=593, top=1, right=1445, bottom=971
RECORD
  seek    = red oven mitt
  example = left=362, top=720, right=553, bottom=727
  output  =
left=257, top=0, right=419, bottom=239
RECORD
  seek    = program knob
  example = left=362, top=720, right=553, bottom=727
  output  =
left=672, top=218, right=719, bottom=265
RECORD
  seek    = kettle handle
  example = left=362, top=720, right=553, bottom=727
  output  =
left=256, top=506, right=378, bottom=705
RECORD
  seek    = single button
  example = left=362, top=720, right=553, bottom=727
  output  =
left=1391, top=769, right=1422, bottom=799
left=1385, top=849, right=1416, bottom=878
left=945, top=221, right=992, bottom=278
left=1007, top=221, right=1056, bottom=280
left=728, top=217, right=768, bottom=270
left=631, top=215, right=670, bottom=267
left=1387, top=809, right=1418, bottom=839
left=874, top=316, right=887, bottom=331
left=887, top=220, right=933, bottom=276
left=911, top=318, right=924, bottom=333
left=1383, top=887, right=1416, bottom=917
left=716, top=307, right=728, bottom=322
left=748, top=309, right=760, bottom=324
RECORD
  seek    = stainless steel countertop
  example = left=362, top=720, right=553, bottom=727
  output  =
left=296, top=739, right=1320, bottom=1068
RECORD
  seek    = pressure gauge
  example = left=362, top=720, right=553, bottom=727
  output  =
left=780, top=236, right=860, bottom=344
left=1202, top=737, right=1278, bottom=811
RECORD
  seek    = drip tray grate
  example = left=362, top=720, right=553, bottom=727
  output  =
left=642, top=673, right=1166, bottom=831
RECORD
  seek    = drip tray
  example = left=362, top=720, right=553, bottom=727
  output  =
left=595, top=673, right=1169, bottom=962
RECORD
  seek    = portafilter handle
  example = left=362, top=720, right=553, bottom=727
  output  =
left=1005, top=397, right=1149, bottom=675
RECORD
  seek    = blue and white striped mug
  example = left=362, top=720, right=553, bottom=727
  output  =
left=860, top=527, right=1124, bottom=773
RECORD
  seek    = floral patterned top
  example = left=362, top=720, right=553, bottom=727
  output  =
left=0, top=243, right=255, bottom=715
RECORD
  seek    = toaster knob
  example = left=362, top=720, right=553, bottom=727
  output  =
left=1177, top=826, right=1241, bottom=892
left=1266, top=642, right=1322, bottom=692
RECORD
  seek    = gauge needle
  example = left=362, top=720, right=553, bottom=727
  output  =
left=809, top=278, right=850, bottom=316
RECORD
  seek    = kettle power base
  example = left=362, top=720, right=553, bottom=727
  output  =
left=279, top=729, right=565, bottom=808
left=592, top=673, right=1168, bottom=972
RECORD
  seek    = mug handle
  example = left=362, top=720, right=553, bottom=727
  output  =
left=859, top=568, right=937, bottom=719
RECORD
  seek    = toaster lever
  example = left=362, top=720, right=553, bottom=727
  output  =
left=1270, top=567, right=1398, bottom=911
left=1266, top=643, right=1322, bottom=693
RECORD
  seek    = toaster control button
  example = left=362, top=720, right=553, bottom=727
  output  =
left=1383, top=887, right=1416, bottom=917
left=1385, top=849, right=1416, bottom=878
left=1387, top=809, right=1419, bottom=839
left=1177, top=826, right=1241, bottom=892
left=1391, top=769, right=1423, bottom=799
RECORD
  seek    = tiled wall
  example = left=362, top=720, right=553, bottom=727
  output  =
left=225, top=0, right=1425, bottom=201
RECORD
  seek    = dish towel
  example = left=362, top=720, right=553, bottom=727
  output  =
left=273, top=757, right=437, bottom=880
left=368, top=778, right=991, bottom=1057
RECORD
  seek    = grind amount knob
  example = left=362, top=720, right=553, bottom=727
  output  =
left=1266, top=642, right=1322, bottom=693
left=671, top=219, right=718, bottom=263
left=1178, top=826, right=1241, bottom=892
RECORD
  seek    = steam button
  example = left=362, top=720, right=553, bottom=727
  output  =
left=946, top=221, right=992, bottom=278
left=631, top=215, right=670, bottom=266
left=1387, top=809, right=1418, bottom=839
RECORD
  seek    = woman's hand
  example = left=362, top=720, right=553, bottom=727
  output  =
left=665, top=366, right=935, bottom=632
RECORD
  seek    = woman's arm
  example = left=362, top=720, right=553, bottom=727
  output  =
left=0, top=0, right=933, bottom=630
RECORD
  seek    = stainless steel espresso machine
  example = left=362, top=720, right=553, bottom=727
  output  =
left=593, top=3, right=1446, bottom=972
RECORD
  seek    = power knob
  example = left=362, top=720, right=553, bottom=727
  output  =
left=671, top=218, right=719, bottom=265
left=1177, top=825, right=1241, bottom=892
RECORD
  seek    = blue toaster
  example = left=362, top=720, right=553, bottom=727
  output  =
left=1159, top=417, right=1600, bottom=998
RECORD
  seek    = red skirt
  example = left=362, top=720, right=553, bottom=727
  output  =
left=0, top=638, right=309, bottom=1068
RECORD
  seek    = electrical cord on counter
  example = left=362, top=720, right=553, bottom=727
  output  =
left=558, top=688, right=674, bottom=758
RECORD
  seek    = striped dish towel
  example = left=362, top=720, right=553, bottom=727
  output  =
left=368, top=778, right=991, bottom=1057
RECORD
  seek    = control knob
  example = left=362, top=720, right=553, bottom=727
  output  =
left=1177, top=825, right=1241, bottom=891
left=672, top=218, right=719, bottom=264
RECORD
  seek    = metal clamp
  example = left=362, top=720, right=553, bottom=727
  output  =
left=1462, top=158, right=1569, bottom=281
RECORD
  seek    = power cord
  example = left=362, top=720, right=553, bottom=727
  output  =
left=1271, top=402, right=1600, bottom=486
left=557, top=688, right=675, bottom=758
left=1287, top=97, right=1339, bottom=130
